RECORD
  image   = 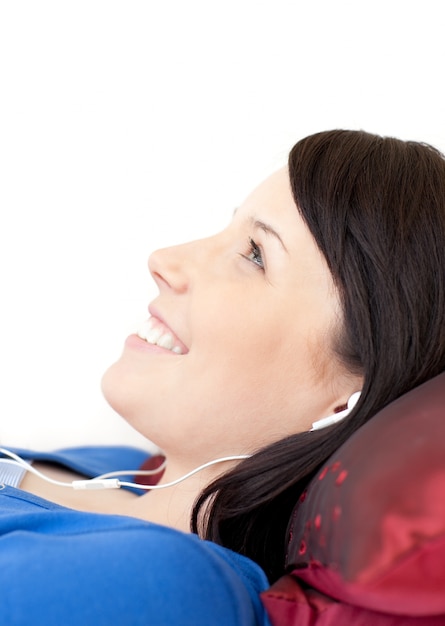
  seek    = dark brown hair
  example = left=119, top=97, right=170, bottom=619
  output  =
left=192, top=130, right=445, bottom=582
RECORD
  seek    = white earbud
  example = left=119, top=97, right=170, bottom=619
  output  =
left=310, top=391, right=361, bottom=431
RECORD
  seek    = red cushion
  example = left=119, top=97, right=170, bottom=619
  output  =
left=263, top=575, right=445, bottom=625
left=134, top=454, right=165, bottom=485
left=262, top=372, right=445, bottom=625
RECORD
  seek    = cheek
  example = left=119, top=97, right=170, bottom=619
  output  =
left=188, top=325, right=315, bottom=431
left=191, top=288, right=317, bottom=392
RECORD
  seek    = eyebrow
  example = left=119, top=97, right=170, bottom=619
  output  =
left=232, top=207, right=288, bottom=253
left=250, top=217, right=288, bottom=253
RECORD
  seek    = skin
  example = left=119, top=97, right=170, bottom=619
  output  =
left=23, top=166, right=362, bottom=530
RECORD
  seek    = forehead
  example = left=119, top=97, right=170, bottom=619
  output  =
left=235, top=167, right=334, bottom=279
left=235, top=166, right=307, bottom=248
left=240, top=166, right=295, bottom=215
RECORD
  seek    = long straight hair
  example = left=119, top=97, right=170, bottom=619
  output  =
left=192, top=130, right=445, bottom=582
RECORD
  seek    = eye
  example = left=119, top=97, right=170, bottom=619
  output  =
left=244, top=237, right=264, bottom=270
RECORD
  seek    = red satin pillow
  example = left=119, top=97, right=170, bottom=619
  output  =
left=262, top=372, right=445, bottom=625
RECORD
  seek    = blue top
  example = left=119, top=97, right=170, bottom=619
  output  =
left=0, top=446, right=271, bottom=626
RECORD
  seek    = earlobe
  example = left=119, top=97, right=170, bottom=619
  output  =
left=310, top=391, right=361, bottom=431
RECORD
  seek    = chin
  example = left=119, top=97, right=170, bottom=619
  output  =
left=101, top=359, right=133, bottom=420
left=100, top=358, right=159, bottom=446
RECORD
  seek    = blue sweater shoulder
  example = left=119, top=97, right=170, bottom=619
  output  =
left=0, top=445, right=271, bottom=626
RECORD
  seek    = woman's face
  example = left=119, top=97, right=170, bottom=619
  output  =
left=102, top=167, right=355, bottom=465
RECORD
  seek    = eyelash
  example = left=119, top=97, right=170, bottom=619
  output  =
left=244, top=237, right=264, bottom=270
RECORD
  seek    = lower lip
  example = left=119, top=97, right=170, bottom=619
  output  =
left=125, top=334, right=180, bottom=355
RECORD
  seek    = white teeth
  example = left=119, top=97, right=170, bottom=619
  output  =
left=136, top=318, right=184, bottom=354
left=136, top=319, right=154, bottom=340
left=146, top=328, right=163, bottom=344
left=157, top=333, right=174, bottom=350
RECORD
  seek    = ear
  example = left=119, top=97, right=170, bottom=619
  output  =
left=311, top=391, right=361, bottom=431
left=333, top=401, right=348, bottom=413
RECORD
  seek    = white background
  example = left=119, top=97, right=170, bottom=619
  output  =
left=1, top=1, right=444, bottom=450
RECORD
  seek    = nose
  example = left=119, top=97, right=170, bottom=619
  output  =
left=148, top=242, right=195, bottom=294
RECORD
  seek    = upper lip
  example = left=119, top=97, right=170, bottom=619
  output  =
left=148, top=304, right=189, bottom=354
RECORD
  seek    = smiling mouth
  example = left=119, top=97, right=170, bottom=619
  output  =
left=137, top=317, right=187, bottom=354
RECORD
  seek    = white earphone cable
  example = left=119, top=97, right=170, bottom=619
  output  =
left=0, top=447, right=250, bottom=491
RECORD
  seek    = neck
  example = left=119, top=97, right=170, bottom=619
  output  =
left=127, top=456, right=239, bottom=532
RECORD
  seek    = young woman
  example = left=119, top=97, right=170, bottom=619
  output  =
left=1, top=130, right=444, bottom=625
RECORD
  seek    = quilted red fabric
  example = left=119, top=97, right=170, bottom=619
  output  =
left=262, top=372, right=445, bottom=625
